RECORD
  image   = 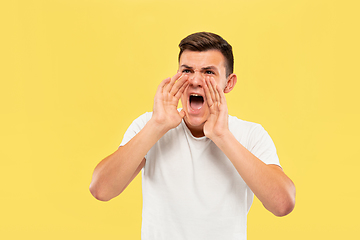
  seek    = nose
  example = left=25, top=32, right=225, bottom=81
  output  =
left=188, top=72, right=204, bottom=88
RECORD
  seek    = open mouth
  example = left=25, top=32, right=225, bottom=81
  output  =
left=189, top=94, right=204, bottom=110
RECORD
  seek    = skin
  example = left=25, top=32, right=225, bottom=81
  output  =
left=89, top=50, right=296, bottom=216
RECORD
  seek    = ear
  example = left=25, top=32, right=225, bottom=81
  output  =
left=224, top=73, right=237, bottom=93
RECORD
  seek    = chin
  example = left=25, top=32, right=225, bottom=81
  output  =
left=184, top=113, right=207, bottom=128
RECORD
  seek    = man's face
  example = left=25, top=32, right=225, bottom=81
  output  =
left=179, top=49, right=230, bottom=134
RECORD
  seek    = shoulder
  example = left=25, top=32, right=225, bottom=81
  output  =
left=228, top=115, right=271, bottom=148
left=130, top=111, right=153, bottom=127
left=229, top=115, right=280, bottom=165
left=124, top=111, right=153, bottom=136
left=228, top=115, right=263, bottom=135
left=119, top=112, right=153, bottom=147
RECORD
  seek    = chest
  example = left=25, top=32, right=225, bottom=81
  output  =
left=143, top=127, right=247, bottom=201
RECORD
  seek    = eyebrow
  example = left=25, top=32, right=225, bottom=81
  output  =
left=202, top=66, right=218, bottom=71
left=180, top=64, right=193, bottom=69
left=180, top=64, right=218, bottom=71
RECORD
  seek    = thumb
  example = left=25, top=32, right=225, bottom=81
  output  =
left=179, top=109, right=186, bottom=118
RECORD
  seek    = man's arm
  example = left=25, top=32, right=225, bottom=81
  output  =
left=212, top=133, right=295, bottom=216
left=89, top=120, right=164, bottom=201
left=203, top=76, right=296, bottom=216
left=89, top=73, right=189, bottom=201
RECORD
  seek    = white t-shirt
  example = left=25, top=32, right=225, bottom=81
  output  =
left=120, top=112, right=280, bottom=240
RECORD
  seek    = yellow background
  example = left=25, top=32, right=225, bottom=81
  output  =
left=1, top=0, right=359, bottom=239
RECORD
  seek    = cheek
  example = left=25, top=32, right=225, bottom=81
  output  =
left=180, top=95, right=187, bottom=108
left=216, top=80, right=227, bottom=91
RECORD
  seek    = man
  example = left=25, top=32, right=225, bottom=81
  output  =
left=90, top=32, right=295, bottom=240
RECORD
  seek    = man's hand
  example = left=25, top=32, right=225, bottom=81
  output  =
left=203, top=76, right=229, bottom=140
left=152, top=72, right=189, bottom=133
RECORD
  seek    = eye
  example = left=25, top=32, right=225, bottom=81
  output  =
left=205, top=70, right=215, bottom=74
left=182, top=69, right=191, bottom=73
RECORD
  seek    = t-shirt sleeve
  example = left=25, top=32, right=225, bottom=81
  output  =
left=119, top=112, right=152, bottom=147
left=248, top=124, right=281, bottom=167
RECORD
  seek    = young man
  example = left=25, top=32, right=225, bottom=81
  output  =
left=90, top=32, right=295, bottom=240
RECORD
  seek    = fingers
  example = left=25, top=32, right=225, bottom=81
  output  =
left=216, top=82, right=227, bottom=105
left=214, top=81, right=221, bottom=103
left=156, top=77, right=171, bottom=97
left=171, top=74, right=189, bottom=97
left=205, top=76, right=221, bottom=107
left=164, top=72, right=182, bottom=93
left=174, top=77, right=189, bottom=99
left=162, top=72, right=189, bottom=97
left=204, top=77, right=215, bottom=108
left=206, top=77, right=226, bottom=104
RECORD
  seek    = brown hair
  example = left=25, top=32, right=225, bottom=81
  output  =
left=178, top=32, right=234, bottom=77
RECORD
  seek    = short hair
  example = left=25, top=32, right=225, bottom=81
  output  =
left=178, top=32, right=234, bottom=77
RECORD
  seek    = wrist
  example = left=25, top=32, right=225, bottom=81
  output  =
left=147, top=117, right=171, bottom=136
left=209, top=129, right=233, bottom=147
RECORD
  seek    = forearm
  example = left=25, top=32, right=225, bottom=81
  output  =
left=90, top=73, right=188, bottom=201
left=89, top=118, right=167, bottom=201
left=212, top=131, right=296, bottom=216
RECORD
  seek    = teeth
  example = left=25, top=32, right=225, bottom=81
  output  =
left=190, top=94, right=201, bottom=96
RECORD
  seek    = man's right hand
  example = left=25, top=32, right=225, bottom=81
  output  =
left=151, top=72, right=189, bottom=133
left=89, top=73, right=188, bottom=201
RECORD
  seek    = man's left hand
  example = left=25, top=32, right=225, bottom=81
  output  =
left=203, top=76, right=230, bottom=140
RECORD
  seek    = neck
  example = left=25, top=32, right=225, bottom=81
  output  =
left=184, top=120, right=205, bottom=138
